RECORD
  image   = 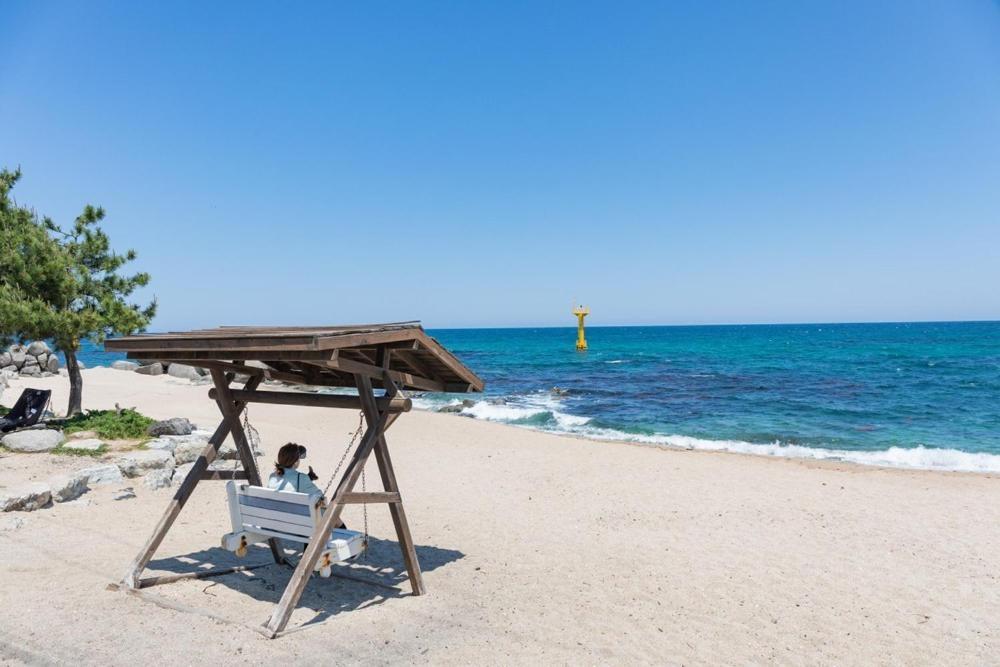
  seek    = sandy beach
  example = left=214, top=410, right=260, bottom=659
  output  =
left=1, top=368, right=999, bottom=665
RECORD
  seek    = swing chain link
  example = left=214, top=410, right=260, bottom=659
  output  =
left=322, top=411, right=365, bottom=496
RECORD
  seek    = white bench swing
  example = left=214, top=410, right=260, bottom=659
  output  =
left=222, top=481, right=366, bottom=577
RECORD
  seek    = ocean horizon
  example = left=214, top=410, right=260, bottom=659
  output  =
left=75, top=320, right=1000, bottom=473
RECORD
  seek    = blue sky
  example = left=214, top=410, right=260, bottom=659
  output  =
left=1, top=1, right=998, bottom=329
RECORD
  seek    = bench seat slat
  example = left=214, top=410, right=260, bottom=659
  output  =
left=239, top=484, right=315, bottom=505
left=238, top=494, right=312, bottom=517
left=240, top=506, right=315, bottom=530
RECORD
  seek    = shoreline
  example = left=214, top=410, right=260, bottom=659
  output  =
left=2, top=368, right=999, bottom=663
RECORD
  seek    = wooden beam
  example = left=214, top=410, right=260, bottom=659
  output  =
left=342, top=491, right=401, bottom=504
left=311, top=356, right=445, bottom=392
left=137, top=562, right=270, bottom=588
left=207, top=388, right=412, bottom=413
left=120, top=375, right=263, bottom=589
left=357, top=373, right=426, bottom=596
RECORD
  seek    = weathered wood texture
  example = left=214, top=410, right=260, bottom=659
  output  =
left=105, top=322, right=483, bottom=392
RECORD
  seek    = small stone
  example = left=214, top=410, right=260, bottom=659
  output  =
left=1, top=365, right=17, bottom=374
left=438, top=404, right=464, bottom=413
left=134, top=362, right=163, bottom=376
left=58, top=369, right=68, bottom=377
left=112, top=487, right=136, bottom=501
left=116, top=449, right=175, bottom=477
left=26, top=341, right=50, bottom=356
left=69, top=430, right=99, bottom=440
left=0, top=482, right=51, bottom=512
left=1, top=429, right=65, bottom=453
left=78, top=464, right=125, bottom=486
left=62, top=438, right=104, bottom=452
left=111, top=360, right=140, bottom=371
left=147, top=417, right=194, bottom=437
left=167, top=363, right=202, bottom=381
left=143, top=468, right=174, bottom=490
left=49, top=473, right=89, bottom=502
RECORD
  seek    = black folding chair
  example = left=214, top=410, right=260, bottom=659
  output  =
left=0, top=388, right=52, bottom=433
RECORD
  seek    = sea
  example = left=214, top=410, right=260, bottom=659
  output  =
left=77, top=321, right=1000, bottom=473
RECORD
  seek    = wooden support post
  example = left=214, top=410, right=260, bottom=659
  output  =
left=210, top=369, right=285, bottom=565
left=263, top=383, right=389, bottom=637
left=120, top=375, right=263, bottom=589
left=356, top=373, right=426, bottom=596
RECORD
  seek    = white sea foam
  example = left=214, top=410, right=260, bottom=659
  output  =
left=416, top=397, right=1000, bottom=474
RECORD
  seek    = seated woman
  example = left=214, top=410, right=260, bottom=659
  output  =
left=268, top=442, right=323, bottom=497
left=268, top=442, right=346, bottom=530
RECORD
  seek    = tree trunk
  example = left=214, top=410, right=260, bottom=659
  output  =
left=64, top=347, right=83, bottom=417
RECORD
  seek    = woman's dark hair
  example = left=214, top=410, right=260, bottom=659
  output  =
left=274, top=443, right=305, bottom=476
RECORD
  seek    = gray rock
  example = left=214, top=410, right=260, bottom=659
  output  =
left=112, top=487, right=136, bottom=501
left=0, top=351, right=10, bottom=367
left=111, top=360, right=140, bottom=371
left=69, top=430, right=99, bottom=440
left=35, top=352, right=48, bottom=368
left=26, top=341, right=50, bottom=356
left=173, top=438, right=210, bottom=464
left=78, top=360, right=86, bottom=369
left=134, top=362, right=163, bottom=376
left=144, top=437, right=177, bottom=453
left=172, top=462, right=195, bottom=485
left=143, top=468, right=174, bottom=490
left=0, top=483, right=51, bottom=512
left=1, top=366, right=16, bottom=376
left=116, top=449, right=175, bottom=477
left=147, top=417, right=194, bottom=437
left=49, top=473, right=89, bottom=502
left=62, top=438, right=105, bottom=452
left=438, top=404, right=464, bottom=413
left=19, top=364, right=41, bottom=377
left=46, top=355, right=60, bottom=372
left=10, top=349, right=26, bottom=368
left=78, top=464, right=125, bottom=486
left=1, top=429, right=65, bottom=453
left=167, top=363, right=202, bottom=381
left=58, top=368, right=69, bottom=377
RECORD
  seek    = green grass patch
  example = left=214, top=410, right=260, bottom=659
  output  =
left=51, top=444, right=109, bottom=458
left=62, top=409, right=155, bottom=440
left=0, top=405, right=9, bottom=416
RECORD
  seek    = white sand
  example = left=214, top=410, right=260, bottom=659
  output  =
left=1, top=368, right=999, bottom=665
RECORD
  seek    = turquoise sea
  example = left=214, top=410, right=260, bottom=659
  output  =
left=80, top=321, right=1000, bottom=472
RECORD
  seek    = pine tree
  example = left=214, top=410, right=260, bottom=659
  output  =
left=0, top=168, right=156, bottom=415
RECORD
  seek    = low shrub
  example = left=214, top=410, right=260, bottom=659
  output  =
left=62, top=409, right=154, bottom=440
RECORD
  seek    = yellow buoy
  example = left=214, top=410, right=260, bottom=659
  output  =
left=572, top=305, right=589, bottom=350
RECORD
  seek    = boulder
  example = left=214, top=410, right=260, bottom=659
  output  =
left=35, top=352, right=49, bottom=368
left=46, top=355, right=60, bottom=372
left=62, top=438, right=105, bottom=452
left=0, top=482, right=51, bottom=512
left=173, top=438, right=210, bottom=464
left=111, top=360, right=140, bottom=371
left=172, top=462, right=195, bottom=485
left=0, top=351, right=10, bottom=367
left=167, top=363, right=202, bottom=381
left=438, top=404, right=464, bottom=413
left=1, top=429, right=65, bottom=453
left=78, top=464, right=124, bottom=486
left=26, top=341, right=50, bottom=356
left=49, top=473, right=89, bottom=502
left=143, top=468, right=174, bottom=490
left=19, top=364, right=41, bottom=377
left=147, top=417, right=194, bottom=437
left=1, top=365, right=17, bottom=374
left=10, top=349, right=26, bottom=368
left=134, top=362, right=163, bottom=376
left=116, top=450, right=175, bottom=477
left=113, top=487, right=136, bottom=501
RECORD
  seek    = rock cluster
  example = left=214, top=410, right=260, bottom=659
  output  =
left=0, top=341, right=61, bottom=377
left=1, top=419, right=257, bottom=514
left=111, top=359, right=210, bottom=382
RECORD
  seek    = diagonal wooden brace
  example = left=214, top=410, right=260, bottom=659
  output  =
left=121, top=374, right=263, bottom=589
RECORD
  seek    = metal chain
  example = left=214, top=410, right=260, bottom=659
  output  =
left=237, top=405, right=261, bottom=480
left=321, top=411, right=365, bottom=496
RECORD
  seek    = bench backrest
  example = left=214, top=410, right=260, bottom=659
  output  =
left=226, top=481, right=321, bottom=543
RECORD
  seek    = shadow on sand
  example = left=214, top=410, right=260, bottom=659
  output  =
left=146, top=537, right=464, bottom=631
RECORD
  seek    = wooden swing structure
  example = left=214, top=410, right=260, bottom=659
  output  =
left=104, top=322, right=483, bottom=638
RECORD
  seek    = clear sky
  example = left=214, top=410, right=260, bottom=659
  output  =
left=1, top=1, right=998, bottom=329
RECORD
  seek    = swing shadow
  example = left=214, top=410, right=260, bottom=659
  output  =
left=146, top=536, right=464, bottom=630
